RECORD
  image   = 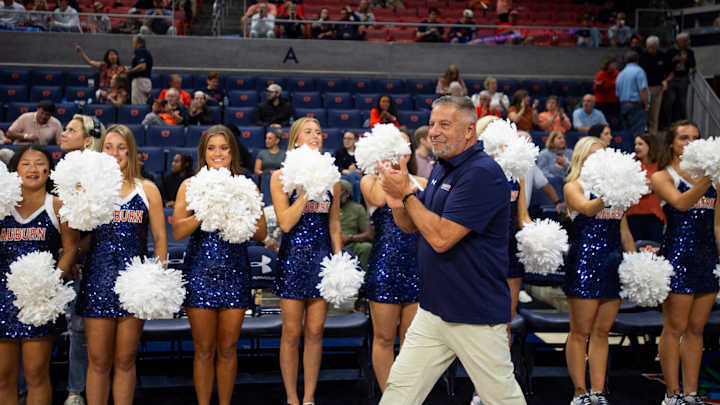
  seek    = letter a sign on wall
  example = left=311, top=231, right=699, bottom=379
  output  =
left=284, top=47, right=299, bottom=64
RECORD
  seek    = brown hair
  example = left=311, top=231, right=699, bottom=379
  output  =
left=196, top=125, right=245, bottom=175
left=510, top=89, right=529, bottom=109
left=601, top=56, right=617, bottom=71
left=636, top=133, right=659, bottom=163
left=545, top=130, right=564, bottom=150
left=287, top=117, right=321, bottom=151
left=207, top=71, right=219, bottom=80
left=101, top=124, right=141, bottom=181
left=413, top=125, right=429, bottom=144
left=657, top=120, right=699, bottom=170
left=442, top=65, right=460, bottom=85
left=399, top=128, right=418, bottom=176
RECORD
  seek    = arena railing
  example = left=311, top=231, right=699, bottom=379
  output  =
left=0, top=8, right=176, bottom=35
left=688, top=68, right=720, bottom=140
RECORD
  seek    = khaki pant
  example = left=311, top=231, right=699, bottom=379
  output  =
left=379, top=307, right=526, bottom=405
left=648, top=85, right=663, bottom=135
left=131, top=77, right=152, bottom=105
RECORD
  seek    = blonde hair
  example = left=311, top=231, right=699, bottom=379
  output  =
left=101, top=124, right=141, bottom=181
left=71, top=114, right=103, bottom=151
left=545, top=130, right=564, bottom=150
left=484, top=76, right=497, bottom=90
left=565, top=136, right=605, bottom=183
left=287, top=117, right=321, bottom=150
left=475, top=115, right=499, bottom=138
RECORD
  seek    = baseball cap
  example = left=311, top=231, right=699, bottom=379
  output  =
left=266, top=84, right=282, bottom=93
left=462, top=9, right=473, bottom=18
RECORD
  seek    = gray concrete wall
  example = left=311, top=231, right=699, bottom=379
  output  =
left=1, top=31, right=718, bottom=78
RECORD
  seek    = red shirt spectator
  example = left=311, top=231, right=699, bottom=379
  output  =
left=370, top=95, right=399, bottom=128
left=593, top=58, right=619, bottom=104
left=159, top=73, right=191, bottom=107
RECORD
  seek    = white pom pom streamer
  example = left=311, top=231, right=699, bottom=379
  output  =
left=6, top=251, right=76, bottom=327
left=317, top=251, right=365, bottom=308
left=354, top=124, right=411, bottom=175
left=479, top=118, right=518, bottom=156
left=50, top=150, right=122, bottom=231
left=618, top=251, right=674, bottom=307
left=579, top=148, right=649, bottom=211
left=679, top=137, right=720, bottom=185
left=280, top=145, right=341, bottom=202
left=480, top=119, right=538, bottom=180
left=114, top=256, right=187, bottom=320
left=0, top=162, right=22, bottom=219
left=515, top=219, right=569, bottom=275
left=185, top=167, right=263, bottom=243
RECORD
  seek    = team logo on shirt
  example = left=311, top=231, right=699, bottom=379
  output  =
left=113, top=209, right=144, bottom=223
left=0, top=227, right=47, bottom=241
left=440, top=183, right=452, bottom=191
left=595, top=207, right=624, bottom=220
left=304, top=201, right=331, bottom=213
left=510, top=190, right=519, bottom=202
left=693, top=196, right=715, bottom=210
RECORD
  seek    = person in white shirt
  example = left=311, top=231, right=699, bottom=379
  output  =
left=50, top=0, right=79, bottom=31
left=472, top=76, right=510, bottom=113
left=250, top=2, right=275, bottom=38
left=0, top=0, right=26, bottom=27
left=89, top=1, right=111, bottom=33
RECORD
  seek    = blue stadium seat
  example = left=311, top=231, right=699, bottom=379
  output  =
left=414, top=94, right=439, bottom=110
left=64, top=86, right=93, bottom=102
left=295, top=108, right=327, bottom=127
left=256, top=76, right=287, bottom=93
left=611, top=130, right=633, bottom=153
left=291, top=92, right=322, bottom=109
left=521, top=80, right=550, bottom=97
left=5, top=102, right=35, bottom=122
left=327, top=109, right=362, bottom=128
left=149, top=88, right=162, bottom=104
left=194, top=73, right=225, bottom=90
left=117, top=104, right=151, bottom=124
left=551, top=80, right=581, bottom=97
left=125, top=124, right=145, bottom=146
left=405, top=78, right=434, bottom=95
left=138, top=147, right=166, bottom=174
left=175, top=73, right=194, bottom=89
left=30, top=86, right=62, bottom=102
left=607, top=113, right=621, bottom=131
left=322, top=92, right=353, bottom=109
left=224, top=107, right=254, bottom=126
left=31, top=70, right=64, bottom=86
left=465, top=79, right=486, bottom=95
left=82, top=104, right=115, bottom=125
left=65, top=71, right=97, bottom=87
left=317, top=77, right=348, bottom=93
left=54, top=103, right=79, bottom=125
left=150, top=72, right=166, bottom=89
left=0, top=122, right=10, bottom=133
left=498, top=79, right=521, bottom=96
left=0, top=85, right=27, bottom=103
left=353, top=94, right=378, bottom=110
left=322, top=128, right=343, bottom=152
left=208, top=106, right=222, bottom=124
left=146, top=125, right=186, bottom=147
left=564, top=131, right=581, bottom=149
left=391, top=94, right=414, bottom=111
left=398, top=110, right=430, bottom=129
left=228, top=90, right=258, bottom=107
left=529, top=131, right=547, bottom=149
left=348, top=77, right=375, bottom=93
left=186, top=125, right=211, bottom=146
left=235, top=126, right=265, bottom=149
left=167, top=147, right=197, bottom=172
left=46, top=145, right=65, bottom=164
left=580, top=81, right=594, bottom=96
left=0, top=69, right=29, bottom=85
left=226, top=75, right=256, bottom=91
left=375, top=78, right=406, bottom=94
left=287, top=77, right=316, bottom=92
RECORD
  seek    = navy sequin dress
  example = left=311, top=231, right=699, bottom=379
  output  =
left=507, top=180, right=524, bottom=278
left=365, top=205, right=420, bottom=303
left=0, top=194, right=64, bottom=339
left=660, top=167, right=719, bottom=294
left=564, top=192, right=624, bottom=299
left=77, top=180, right=149, bottom=318
left=275, top=192, right=332, bottom=299
left=183, top=229, right=251, bottom=308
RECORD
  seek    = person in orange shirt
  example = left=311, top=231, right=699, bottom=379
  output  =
left=507, top=89, right=539, bottom=131
left=593, top=56, right=619, bottom=117
left=538, top=96, right=571, bottom=133
left=158, top=74, right=191, bottom=107
left=626, top=133, right=665, bottom=242
left=370, top=94, right=399, bottom=128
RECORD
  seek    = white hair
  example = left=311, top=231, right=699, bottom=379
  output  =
left=676, top=32, right=689, bottom=41
left=646, top=35, right=660, bottom=47
left=166, top=87, right=179, bottom=96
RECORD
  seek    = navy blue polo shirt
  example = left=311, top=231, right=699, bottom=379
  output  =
left=416, top=142, right=511, bottom=325
left=131, top=47, right=153, bottom=79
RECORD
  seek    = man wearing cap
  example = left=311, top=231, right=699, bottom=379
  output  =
left=89, top=2, right=111, bottom=33
left=251, top=84, right=296, bottom=127
left=6, top=100, right=63, bottom=145
left=339, top=179, right=373, bottom=270
left=449, top=9, right=476, bottom=43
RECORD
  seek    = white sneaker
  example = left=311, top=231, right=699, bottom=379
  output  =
left=64, top=395, right=86, bottom=405
left=519, top=290, right=533, bottom=303
left=684, top=394, right=707, bottom=405
left=570, top=394, right=593, bottom=405
left=661, top=394, right=687, bottom=405
left=470, top=394, right=483, bottom=405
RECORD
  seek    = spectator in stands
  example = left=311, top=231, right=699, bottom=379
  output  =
left=626, top=133, right=664, bottom=242
left=250, top=2, right=276, bottom=38
left=27, top=0, right=49, bottom=28
left=159, top=74, right=192, bottom=107
left=538, top=96, right=571, bottom=133
left=140, top=0, right=176, bottom=35
left=628, top=34, right=643, bottom=54
left=251, top=83, right=295, bottom=127
left=75, top=46, right=127, bottom=90
left=196, top=71, right=226, bottom=106
left=0, top=0, right=26, bottom=27
left=333, top=6, right=363, bottom=40
left=127, top=34, right=153, bottom=105
left=477, top=76, right=509, bottom=113
left=616, top=50, right=649, bottom=139
left=496, top=0, right=511, bottom=22
left=59, top=114, right=102, bottom=152
left=370, top=94, right=399, bottom=128
left=508, top=89, right=539, bottom=131
left=280, top=3, right=304, bottom=39
left=436, top=64, right=467, bottom=95
left=587, top=123, right=612, bottom=146
left=48, top=0, right=79, bottom=31
left=449, top=9, right=476, bottom=44
left=255, top=129, right=286, bottom=175
left=417, top=8, right=444, bottom=43
left=89, top=1, right=111, bottom=33
left=311, top=8, right=333, bottom=39
left=475, top=90, right=501, bottom=118
left=413, top=126, right=434, bottom=179
left=161, top=153, right=192, bottom=207
left=496, top=10, right=529, bottom=45
left=517, top=130, right=564, bottom=214
left=339, top=179, right=373, bottom=270
left=576, top=15, right=601, bottom=48
left=6, top=100, right=63, bottom=145
left=355, top=0, right=374, bottom=28
left=572, top=94, right=607, bottom=132
left=113, top=8, right=142, bottom=34
left=536, top=130, right=572, bottom=180
left=242, top=0, right=277, bottom=24
left=97, top=73, right=130, bottom=107
left=142, top=90, right=186, bottom=126
left=664, top=32, right=695, bottom=123
left=593, top=56, right=619, bottom=117
left=186, top=91, right=214, bottom=125
left=334, top=131, right=359, bottom=175
left=608, top=12, right=631, bottom=47
left=639, top=35, right=670, bottom=136
left=278, top=0, right=303, bottom=19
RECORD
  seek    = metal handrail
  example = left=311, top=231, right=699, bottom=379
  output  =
left=688, top=69, right=720, bottom=138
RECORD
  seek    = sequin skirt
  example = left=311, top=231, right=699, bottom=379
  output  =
left=76, top=261, right=131, bottom=318
left=0, top=286, right=66, bottom=339
left=662, top=238, right=720, bottom=295
left=563, top=248, right=621, bottom=299
left=274, top=241, right=329, bottom=300
left=184, top=265, right=251, bottom=309
left=364, top=237, right=420, bottom=304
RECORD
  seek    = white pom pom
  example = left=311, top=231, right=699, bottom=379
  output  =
left=579, top=148, right=649, bottom=211
left=280, top=145, right=341, bottom=202
left=479, top=119, right=538, bottom=180
left=50, top=150, right=122, bottom=231
left=186, top=167, right=263, bottom=243
left=114, top=256, right=187, bottom=320
left=0, top=162, right=22, bottom=219
left=679, top=137, right=720, bottom=185
left=618, top=251, right=674, bottom=307
left=5, top=251, right=76, bottom=327
left=354, top=124, right=411, bottom=175
left=317, top=251, right=365, bottom=308
left=479, top=118, right=518, bottom=156
left=516, top=219, right=569, bottom=275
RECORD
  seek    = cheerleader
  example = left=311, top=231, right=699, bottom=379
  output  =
left=76, top=125, right=167, bottom=405
left=172, top=125, right=267, bottom=405
left=651, top=121, right=719, bottom=405
left=563, top=136, right=635, bottom=405
left=0, top=146, right=79, bottom=405
left=270, top=117, right=343, bottom=405
left=360, top=130, right=426, bottom=392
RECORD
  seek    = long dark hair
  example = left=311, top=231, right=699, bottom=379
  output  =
left=636, top=133, right=659, bottom=163
left=511, top=89, right=528, bottom=109
left=399, top=128, right=418, bottom=175
left=103, top=49, right=121, bottom=67
left=178, top=153, right=193, bottom=177
left=658, top=120, right=699, bottom=170
left=375, top=94, right=398, bottom=117
left=8, top=146, right=55, bottom=193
